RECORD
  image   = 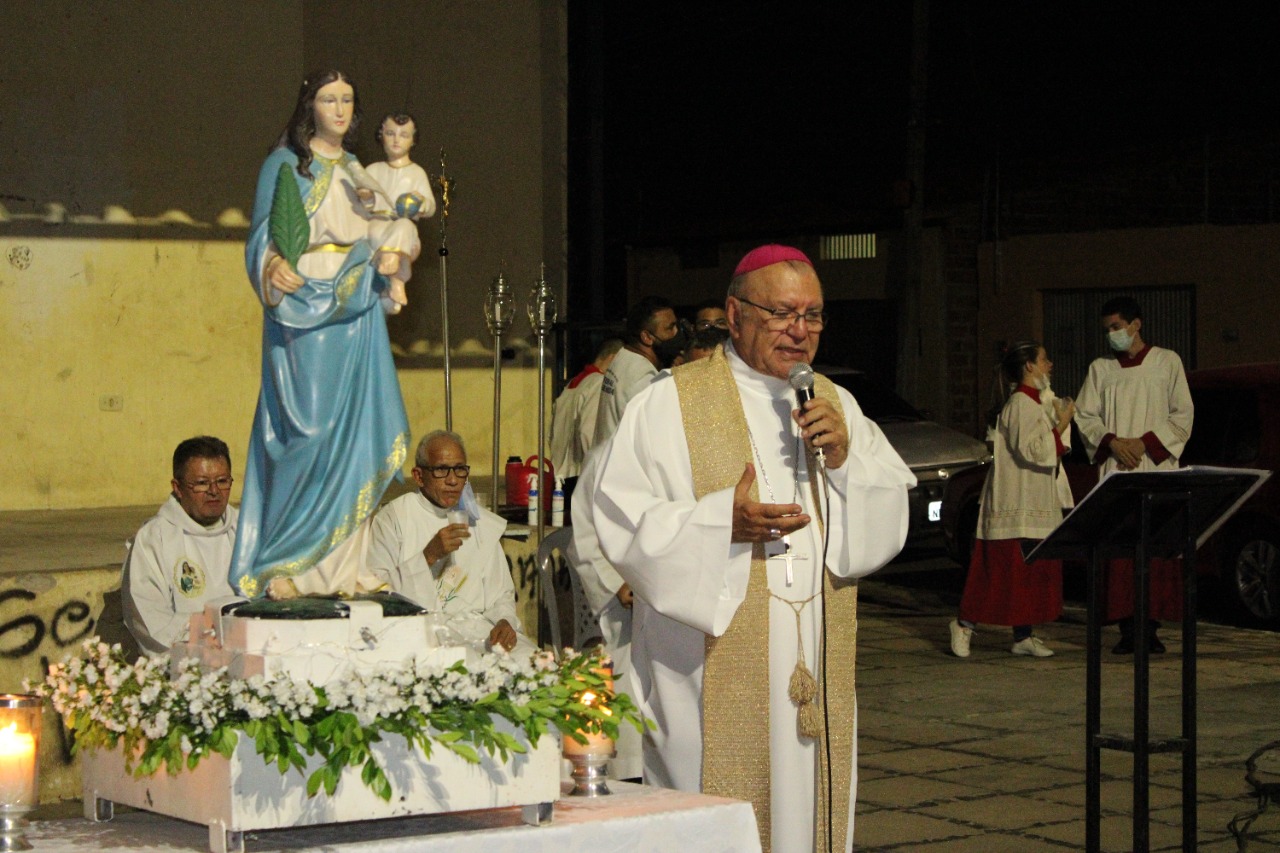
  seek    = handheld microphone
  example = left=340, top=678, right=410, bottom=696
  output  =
left=788, top=362, right=824, bottom=463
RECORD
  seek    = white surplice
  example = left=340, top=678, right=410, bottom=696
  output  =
left=592, top=342, right=915, bottom=852
left=1074, top=346, right=1194, bottom=475
left=366, top=492, right=528, bottom=651
left=122, top=496, right=238, bottom=656
left=566, top=448, right=643, bottom=780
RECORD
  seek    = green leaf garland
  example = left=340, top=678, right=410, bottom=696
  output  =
left=32, top=641, right=649, bottom=802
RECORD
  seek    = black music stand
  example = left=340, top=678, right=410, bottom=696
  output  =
left=1026, top=466, right=1269, bottom=853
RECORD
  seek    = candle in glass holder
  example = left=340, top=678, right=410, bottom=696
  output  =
left=562, top=727, right=614, bottom=757
left=0, top=723, right=35, bottom=807
left=564, top=687, right=616, bottom=757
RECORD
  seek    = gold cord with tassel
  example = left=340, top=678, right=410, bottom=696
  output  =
left=771, top=589, right=822, bottom=738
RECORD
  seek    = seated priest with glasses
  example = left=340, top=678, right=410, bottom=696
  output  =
left=367, top=430, right=527, bottom=653
left=123, top=436, right=240, bottom=656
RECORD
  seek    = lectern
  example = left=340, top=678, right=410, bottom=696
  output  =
left=1026, top=466, right=1268, bottom=853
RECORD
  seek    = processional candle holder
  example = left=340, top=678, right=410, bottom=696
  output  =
left=563, top=661, right=615, bottom=797
left=0, top=695, right=41, bottom=852
left=436, top=148, right=455, bottom=430
left=526, top=263, right=558, bottom=542
left=485, top=269, right=518, bottom=513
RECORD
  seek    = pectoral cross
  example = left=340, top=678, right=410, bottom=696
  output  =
left=767, top=535, right=808, bottom=586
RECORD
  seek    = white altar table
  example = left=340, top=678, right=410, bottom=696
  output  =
left=27, top=782, right=762, bottom=853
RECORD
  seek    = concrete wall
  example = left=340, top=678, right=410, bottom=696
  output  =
left=973, top=224, right=1280, bottom=391
left=625, top=230, right=954, bottom=420
left=0, top=1, right=565, bottom=510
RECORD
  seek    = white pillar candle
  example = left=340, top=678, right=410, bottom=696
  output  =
left=562, top=728, right=613, bottom=757
left=563, top=686, right=615, bottom=758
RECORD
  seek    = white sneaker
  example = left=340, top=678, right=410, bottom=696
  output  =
left=1011, top=636, right=1054, bottom=658
left=949, top=620, right=972, bottom=658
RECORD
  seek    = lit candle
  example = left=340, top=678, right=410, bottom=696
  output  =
left=563, top=689, right=615, bottom=758
left=563, top=727, right=614, bottom=757
left=0, top=723, right=35, bottom=807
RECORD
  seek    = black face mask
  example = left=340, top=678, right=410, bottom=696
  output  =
left=652, top=324, right=691, bottom=369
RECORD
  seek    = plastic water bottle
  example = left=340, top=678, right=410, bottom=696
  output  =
left=550, top=478, right=565, bottom=527
left=527, top=483, right=540, bottom=526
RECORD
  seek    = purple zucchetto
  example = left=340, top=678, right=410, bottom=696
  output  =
left=732, top=244, right=814, bottom=277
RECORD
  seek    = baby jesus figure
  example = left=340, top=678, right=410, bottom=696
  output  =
left=363, top=112, right=438, bottom=312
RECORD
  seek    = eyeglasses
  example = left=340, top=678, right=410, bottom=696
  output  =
left=735, top=296, right=827, bottom=331
left=419, top=465, right=471, bottom=480
left=181, top=477, right=234, bottom=494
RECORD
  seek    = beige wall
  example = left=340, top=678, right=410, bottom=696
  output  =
left=975, top=223, right=1280, bottom=378
left=0, top=1, right=565, bottom=511
left=0, top=235, right=550, bottom=510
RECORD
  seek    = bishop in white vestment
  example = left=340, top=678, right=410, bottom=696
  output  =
left=593, top=245, right=914, bottom=852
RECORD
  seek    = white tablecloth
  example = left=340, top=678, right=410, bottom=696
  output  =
left=27, top=782, right=761, bottom=853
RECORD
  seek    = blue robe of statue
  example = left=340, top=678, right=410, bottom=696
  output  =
left=229, top=147, right=410, bottom=598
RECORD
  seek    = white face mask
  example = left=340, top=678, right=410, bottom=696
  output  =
left=1032, top=373, right=1051, bottom=392
left=1108, top=327, right=1134, bottom=351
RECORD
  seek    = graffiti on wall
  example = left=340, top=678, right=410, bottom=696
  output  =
left=0, top=588, right=96, bottom=659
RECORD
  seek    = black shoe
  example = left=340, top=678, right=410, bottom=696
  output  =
left=1112, top=635, right=1134, bottom=654
left=1148, top=633, right=1166, bottom=654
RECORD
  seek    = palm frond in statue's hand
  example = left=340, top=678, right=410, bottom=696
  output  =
left=269, top=163, right=310, bottom=269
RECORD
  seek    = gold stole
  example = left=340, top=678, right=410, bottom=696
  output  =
left=673, top=346, right=859, bottom=853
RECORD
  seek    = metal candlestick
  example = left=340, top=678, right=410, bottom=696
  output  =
left=566, top=751, right=615, bottom=797
left=485, top=269, right=517, bottom=512
left=526, top=262, right=558, bottom=542
left=436, top=148, right=455, bottom=430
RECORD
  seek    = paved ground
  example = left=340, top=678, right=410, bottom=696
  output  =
left=854, top=581, right=1280, bottom=851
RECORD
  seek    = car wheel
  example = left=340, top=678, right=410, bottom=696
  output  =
left=1219, top=523, right=1280, bottom=627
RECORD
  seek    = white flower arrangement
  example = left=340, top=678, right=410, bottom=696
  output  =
left=30, top=640, right=642, bottom=800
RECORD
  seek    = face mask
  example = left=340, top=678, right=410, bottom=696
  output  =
left=1108, top=327, right=1133, bottom=351
left=452, top=482, right=482, bottom=525
left=1032, top=373, right=1051, bottom=392
left=652, top=327, right=690, bottom=369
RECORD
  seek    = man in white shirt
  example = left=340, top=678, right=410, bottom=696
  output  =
left=593, top=296, right=685, bottom=447
left=123, top=436, right=239, bottom=656
left=367, top=430, right=525, bottom=652
left=592, top=244, right=915, bottom=852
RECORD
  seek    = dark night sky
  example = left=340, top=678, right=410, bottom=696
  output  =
left=597, top=2, right=1280, bottom=245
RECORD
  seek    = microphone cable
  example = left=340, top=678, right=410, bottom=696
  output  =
left=816, top=457, right=834, bottom=853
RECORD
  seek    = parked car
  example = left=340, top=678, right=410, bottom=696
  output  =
left=821, top=367, right=992, bottom=551
left=1179, top=363, right=1280, bottom=626
left=940, top=363, right=1280, bottom=627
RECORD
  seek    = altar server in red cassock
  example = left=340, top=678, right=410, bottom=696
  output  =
left=950, top=341, right=1074, bottom=659
left=1074, top=296, right=1194, bottom=653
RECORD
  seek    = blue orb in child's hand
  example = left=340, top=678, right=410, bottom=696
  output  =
left=395, top=193, right=423, bottom=219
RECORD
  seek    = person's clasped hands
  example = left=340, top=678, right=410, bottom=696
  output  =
left=1110, top=436, right=1147, bottom=470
